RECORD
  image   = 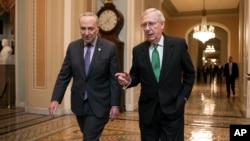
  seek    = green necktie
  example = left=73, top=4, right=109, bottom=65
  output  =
left=151, top=44, right=160, bottom=82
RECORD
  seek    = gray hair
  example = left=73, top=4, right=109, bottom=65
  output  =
left=79, top=12, right=99, bottom=24
left=142, top=8, right=165, bottom=22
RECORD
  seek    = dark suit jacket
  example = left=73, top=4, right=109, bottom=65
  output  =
left=223, top=62, right=239, bottom=80
left=51, top=37, right=121, bottom=118
left=128, top=34, right=195, bottom=124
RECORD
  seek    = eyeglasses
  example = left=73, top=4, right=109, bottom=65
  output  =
left=141, top=22, right=158, bottom=29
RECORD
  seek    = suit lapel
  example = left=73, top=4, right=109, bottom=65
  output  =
left=141, top=42, right=157, bottom=82
left=78, top=40, right=87, bottom=77
left=87, top=37, right=102, bottom=77
left=159, top=35, right=173, bottom=83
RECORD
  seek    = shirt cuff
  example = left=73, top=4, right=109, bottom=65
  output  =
left=184, top=97, right=188, bottom=102
left=122, top=78, right=132, bottom=89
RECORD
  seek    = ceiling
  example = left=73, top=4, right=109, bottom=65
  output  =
left=163, top=0, right=240, bottom=18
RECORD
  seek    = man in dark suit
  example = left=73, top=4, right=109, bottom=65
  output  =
left=217, top=63, right=224, bottom=84
left=209, top=62, right=217, bottom=84
left=202, top=64, right=209, bottom=83
left=48, top=12, right=121, bottom=141
left=115, top=8, right=195, bottom=141
left=223, top=56, right=239, bottom=97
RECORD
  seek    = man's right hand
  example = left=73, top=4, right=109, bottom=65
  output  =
left=246, top=74, right=250, bottom=80
left=48, top=101, right=59, bottom=118
left=115, top=72, right=130, bottom=86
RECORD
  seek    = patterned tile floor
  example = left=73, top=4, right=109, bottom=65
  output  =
left=0, top=82, right=250, bottom=141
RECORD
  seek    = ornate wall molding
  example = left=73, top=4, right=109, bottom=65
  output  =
left=32, top=0, right=46, bottom=89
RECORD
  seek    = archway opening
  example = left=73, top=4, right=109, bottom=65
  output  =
left=187, top=25, right=229, bottom=83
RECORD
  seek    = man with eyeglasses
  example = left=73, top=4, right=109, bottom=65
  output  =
left=116, top=8, right=195, bottom=141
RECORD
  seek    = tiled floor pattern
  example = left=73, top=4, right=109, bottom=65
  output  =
left=0, top=82, right=250, bottom=141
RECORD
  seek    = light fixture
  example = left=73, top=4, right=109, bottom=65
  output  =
left=193, top=0, right=215, bottom=44
left=204, top=45, right=215, bottom=53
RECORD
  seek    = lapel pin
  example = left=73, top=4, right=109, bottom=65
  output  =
left=98, top=48, right=101, bottom=51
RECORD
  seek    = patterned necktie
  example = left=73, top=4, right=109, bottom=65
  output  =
left=85, top=44, right=92, bottom=74
left=151, top=44, right=160, bottom=82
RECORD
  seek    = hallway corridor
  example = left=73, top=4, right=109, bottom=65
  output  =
left=0, top=82, right=249, bottom=141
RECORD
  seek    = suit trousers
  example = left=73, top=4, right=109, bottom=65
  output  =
left=139, top=103, right=184, bottom=141
left=225, top=76, right=236, bottom=96
left=76, top=100, right=109, bottom=141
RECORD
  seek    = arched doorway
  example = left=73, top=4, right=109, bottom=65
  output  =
left=0, top=0, right=15, bottom=107
left=187, top=25, right=229, bottom=83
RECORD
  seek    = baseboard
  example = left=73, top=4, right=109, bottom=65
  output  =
left=25, top=106, right=73, bottom=115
